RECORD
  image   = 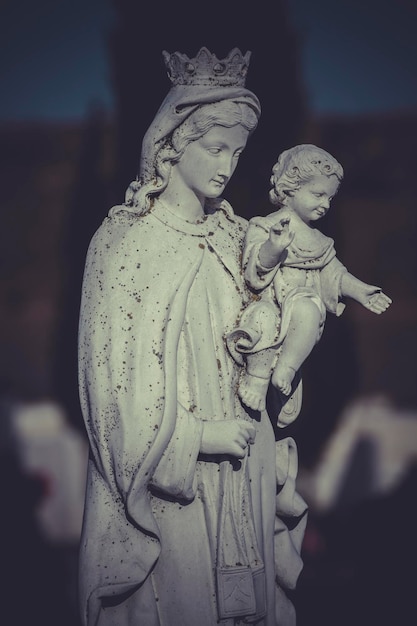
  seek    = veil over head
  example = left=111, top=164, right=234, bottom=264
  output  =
left=139, top=52, right=261, bottom=184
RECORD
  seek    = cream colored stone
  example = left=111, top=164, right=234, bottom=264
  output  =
left=228, top=144, right=392, bottom=424
left=78, top=48, right=307, bottom=626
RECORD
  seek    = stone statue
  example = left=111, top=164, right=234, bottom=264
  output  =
left=227, top=144, right=392, bottom=424
left=78, top=48, right=307, bottom=626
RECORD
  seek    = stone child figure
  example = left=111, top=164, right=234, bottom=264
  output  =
left=230, top=145, right=392, bottom=417
left=78, top=49, right=307, bottom=626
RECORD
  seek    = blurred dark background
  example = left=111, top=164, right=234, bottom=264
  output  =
left=1, top=0, right=416, bottom=624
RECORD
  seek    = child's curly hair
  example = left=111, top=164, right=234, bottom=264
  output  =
left=269, top=144, right=344, bottom=207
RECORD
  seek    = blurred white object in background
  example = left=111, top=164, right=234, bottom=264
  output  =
left=11, top=401, right=88, bottom=543
left=298, top=395, right=417, bottom=512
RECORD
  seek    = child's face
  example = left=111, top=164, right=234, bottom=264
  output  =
left=285, top=174, right=340, bottom=224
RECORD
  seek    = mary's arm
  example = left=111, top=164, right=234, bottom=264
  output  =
left=149, top=403, right=203, bottom=500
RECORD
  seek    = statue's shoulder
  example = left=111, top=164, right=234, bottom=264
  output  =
left=104, top=205, right=158, bottom=234
left=247, top=211, right=280, bottom=236
left=105, top=205, right=155, bottom=228
left=298, top=227, right=334, bottom=251
left=217, top=199, right=248, bottom=231
left=86, top=206, right=158, bottom=263
left=250, top=212, right=275, bottom=224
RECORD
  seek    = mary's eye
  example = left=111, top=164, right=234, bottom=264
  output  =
left=207, top=147, right=221, bottom=155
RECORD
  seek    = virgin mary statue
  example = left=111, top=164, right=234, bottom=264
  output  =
left=78, top=47, right=307, bottom=626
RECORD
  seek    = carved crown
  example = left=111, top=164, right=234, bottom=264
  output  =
left=162, top=47, right=251, bottom=87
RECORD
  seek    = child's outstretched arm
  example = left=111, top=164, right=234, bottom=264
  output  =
left=341, top=273, right=392, bottom=314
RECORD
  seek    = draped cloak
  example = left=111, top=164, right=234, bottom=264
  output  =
left=78, top=199, right=307, bottom=626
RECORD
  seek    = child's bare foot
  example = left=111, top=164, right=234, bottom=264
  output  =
left=238, top=372, right=269, bottom=411
left=272, top=363, right=296, bottom=396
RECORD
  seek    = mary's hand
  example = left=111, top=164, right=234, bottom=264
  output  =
left=200, top=419, right=256, bottom=458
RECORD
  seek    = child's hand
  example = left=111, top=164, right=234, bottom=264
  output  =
left=258, top=216, right=295, bottom=269
left=341, top=274, right=392, bottom=314
left=359, top=285, right=392, bottom=314
left=269, top=217, right=295, bottom=253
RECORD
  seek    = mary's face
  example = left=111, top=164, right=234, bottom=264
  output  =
left=173, top=124, right=250, bottom=200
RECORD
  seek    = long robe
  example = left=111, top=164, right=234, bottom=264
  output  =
left=78, top=199, right=307, bottom=626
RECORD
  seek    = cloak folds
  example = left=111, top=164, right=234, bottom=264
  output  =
left=79, top=200, right=250, bottom=621
left=78, top=208, right=206, bottom=623
left=78, top=200, right=307, bottom=626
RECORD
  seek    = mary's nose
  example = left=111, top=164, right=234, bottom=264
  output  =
left=321, top=197, right=330, bottom=209
left=217, top=156, right=234, bottom=179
